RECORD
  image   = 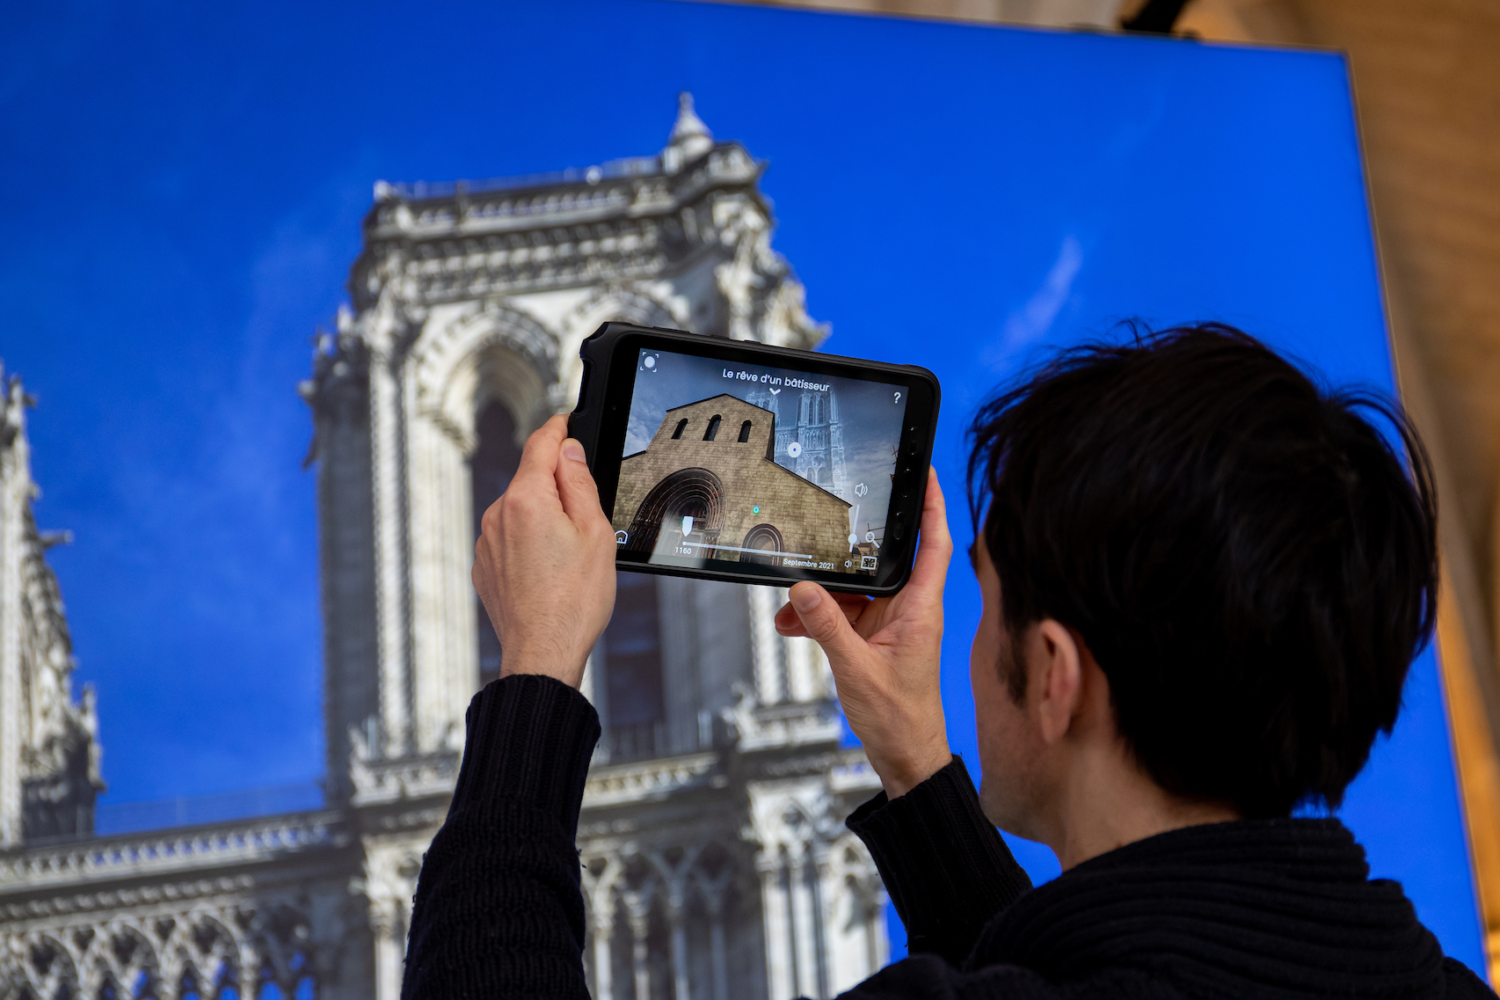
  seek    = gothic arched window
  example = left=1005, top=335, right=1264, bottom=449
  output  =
left=471, top=400, right=524, bottom=688
left=671, top=418, right=688, bottom=440
left=738, top=420, right=753, bottom=443
left=703, top=415, right=721, bottom=441
left=602, top=571, right=664, bottom=759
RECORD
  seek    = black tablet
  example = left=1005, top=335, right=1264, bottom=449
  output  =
left=568, top=323, right=940, bottom=595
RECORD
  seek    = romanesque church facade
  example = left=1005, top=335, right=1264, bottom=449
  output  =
left=0, top=96, right=888, bottom=1000
left=614, top=394, right=856, bottom=570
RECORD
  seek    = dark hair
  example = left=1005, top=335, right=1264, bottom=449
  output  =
left=966, top=324, right=1438, bottom=818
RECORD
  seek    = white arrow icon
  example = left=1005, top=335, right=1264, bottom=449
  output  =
left=768, top=387, right=780, bottom=395
left=681, top=515, right=695, bottom=537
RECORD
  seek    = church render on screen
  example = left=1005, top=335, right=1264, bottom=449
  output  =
left=616, top=395, right=856, bottom=570
left=0, top=97, right=888, bottom=1000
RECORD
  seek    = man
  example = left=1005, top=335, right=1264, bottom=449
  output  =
left=402, top=326, right=1494, bottom=999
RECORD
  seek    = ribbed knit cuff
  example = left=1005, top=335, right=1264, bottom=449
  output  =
left=847, top=756, right=1032, bottom=964
left=448, top=674, right=601, bottom=841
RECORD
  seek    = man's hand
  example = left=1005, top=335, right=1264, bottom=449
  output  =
left=776, top=468, right=954, bottom=797
left=473, top=415, right=617, bottom=689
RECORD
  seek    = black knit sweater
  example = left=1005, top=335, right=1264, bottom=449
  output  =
left=403, top=675, right=1494, bottom=1000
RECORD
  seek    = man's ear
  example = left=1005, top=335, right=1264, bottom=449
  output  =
left=1032, top=619, right=1083, bottom=744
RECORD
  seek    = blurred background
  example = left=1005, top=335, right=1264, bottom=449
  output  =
left=1, top=1, right=1497, bottom=997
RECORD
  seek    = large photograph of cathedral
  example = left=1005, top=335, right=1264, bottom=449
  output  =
left=3, top=1, right=1496, bottom=997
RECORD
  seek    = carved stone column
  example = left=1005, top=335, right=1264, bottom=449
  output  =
left=784, top=637, right=818, bottom=705
left=625, top=892, right=651, bottom=1000
left=701, top=880, right=731, bottom=1000
left=369, top=896, right=406, bottom=1000
left=591, top=909, right=614, bottom=1000
left=366, top=296, right=412, bottom=758
left=757, top=852, right=795, bottom=1000
left=789, top=843, right=823, bottom=999
left=821, top=840, right=889, bottom=994
left=749, top=586, right=785, bottom=705
left=407, top=406, right=478, bottom=753
left=808, top=843, right=832, bottom=1000
left=305, top=320, right=378, bottom=804
left=667, top=885, right=691, bottom=1000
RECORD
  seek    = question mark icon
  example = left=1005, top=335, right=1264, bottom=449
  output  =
left=894, top=391, right=902, bottom=404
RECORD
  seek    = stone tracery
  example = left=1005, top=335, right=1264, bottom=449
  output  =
left=4, top=904, right=323, bottom=1000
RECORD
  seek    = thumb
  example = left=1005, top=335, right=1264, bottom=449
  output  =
left=788, top=582, right=865, bottom=664
left=556, top=438, right=605, bottom=523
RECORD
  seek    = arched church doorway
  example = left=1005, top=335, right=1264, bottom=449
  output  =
left=624, top=468, right=725, bottom=556
left=739, top=524, right=783, bottom=566
left=470, top=399, right=523, bottom=688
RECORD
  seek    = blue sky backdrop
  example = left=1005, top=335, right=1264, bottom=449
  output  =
left=0, top=0, right=1482, bottom=974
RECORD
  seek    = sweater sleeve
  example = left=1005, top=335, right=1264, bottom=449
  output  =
left=846, top=756, right=1033, bottom=968
left=402, top=673, right=601, bottom=1000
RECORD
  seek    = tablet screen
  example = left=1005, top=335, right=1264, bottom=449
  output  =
left=613, top=347, right=910, bottom=577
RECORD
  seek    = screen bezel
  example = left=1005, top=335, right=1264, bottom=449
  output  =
left=588, top=328, right=938, bottom=595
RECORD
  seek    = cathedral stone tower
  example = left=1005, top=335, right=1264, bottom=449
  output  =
left=745, top=385, right=847, bottom=500
left=0, top=96, right=887, bottom=1000
left=300, top=91, right=888, bottom=1000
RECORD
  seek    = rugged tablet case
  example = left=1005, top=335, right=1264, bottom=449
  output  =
left=567, top=322, right=940, bottom=595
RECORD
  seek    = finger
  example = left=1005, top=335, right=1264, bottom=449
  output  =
left=776, top=593, right=863, bottom=633
left=831, top=592, right=873, bottom=623
left=510, top=415, right=570, bottom=495
left=556, top=437, right=607, bottom=525
left=775, top=613, right=809, bottom=638
left=775, top=599, right=810, bottom=636
left=906, top=468, right=954, bottom=596
left=787, top=582, right=866, bottom=663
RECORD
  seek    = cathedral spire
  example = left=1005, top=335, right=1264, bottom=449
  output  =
left=0, top=366, right=103, bottom=848
left=663, top=92, right=714, bottom=172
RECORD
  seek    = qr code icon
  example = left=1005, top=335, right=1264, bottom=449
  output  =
left=860, top=555, right=878, bottom=570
